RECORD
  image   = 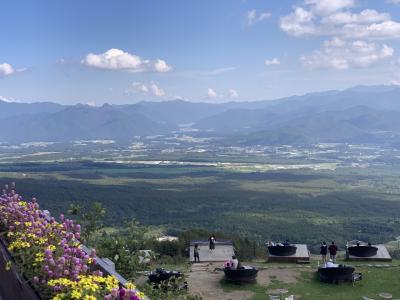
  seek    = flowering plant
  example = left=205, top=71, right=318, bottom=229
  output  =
left=0, top=183, right=145, bottom=300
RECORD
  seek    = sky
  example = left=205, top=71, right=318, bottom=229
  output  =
left=1, top=0, right=400, bottom=105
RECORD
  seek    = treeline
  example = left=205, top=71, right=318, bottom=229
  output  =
left=6, top=176, right=400, bottom=253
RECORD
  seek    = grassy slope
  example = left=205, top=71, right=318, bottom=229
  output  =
left=221, top=260, right=400, bottom=300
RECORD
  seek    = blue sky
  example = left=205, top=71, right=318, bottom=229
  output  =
left=1, top=0, right=400, bottom=105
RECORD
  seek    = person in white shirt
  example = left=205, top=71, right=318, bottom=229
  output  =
left=231, top=255, right=239, bottom=269
left=325, top=259, right=339, bottom=268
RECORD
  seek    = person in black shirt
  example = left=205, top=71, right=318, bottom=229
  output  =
left=320, top=241, right=328, bottom=264
left=209, top=234, right=216, bottom=251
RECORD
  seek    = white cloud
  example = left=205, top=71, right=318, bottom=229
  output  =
left=305, top=0, right=355, bottom=15
left=132, top=81, right=165, bottom=97
left=280, top=1, right=400, bottom=40
left=387, top=0, right=400, bottom=4
left=206, top=88, right=238, bottom=99
left=82, top=48, right=172, bottom=73
left=342, top=21, right=400, bottom=40
left=322, top=9, right=390, bottom=25
left=0, top=95, right=17, bottom=102
left=301, top=38, right=394, bottom=70
left=392, top=78, right=400, bottom=85
left=228, top=89, right=239, bottom=98
left=281, top=0, right=400, bottom=74
left=86, top=101, right=97, bottom=107
left=0, top=63, right=15, bottom=76
left=149, top=82, right=165, bottom=97
left=207, top=88, right=218, bottom=98
left=247, top=9, right=271, bottom=25
left=174, top=95, right=189, bottom=101
left=280, top=7, right=316, bottom=37
left=265, top=58, right=281, bottom=66
left=154, top=59, right=172, bottom=72
left=132, top=82, right=149, bottom=93
left=323, top=36, right=346, bottom=47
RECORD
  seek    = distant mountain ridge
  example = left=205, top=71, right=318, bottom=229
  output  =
left=1, top=85, right=400, bottom=145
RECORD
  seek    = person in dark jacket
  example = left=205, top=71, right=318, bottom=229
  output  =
left=209, top=234, right=216, bottom=251
left=320, top=241, right=328, bottom=263
left=328, top=241, right=338, bottom=263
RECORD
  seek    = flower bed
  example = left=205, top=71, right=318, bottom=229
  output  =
left=0, top=183, right=146, bottom=300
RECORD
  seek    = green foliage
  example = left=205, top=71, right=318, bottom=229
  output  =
left=153, top=241, right=181, bottom=257
left=93, top=219, right=154, bottom=280
left=68, top=201, right=106, bottom=243
left=2, top=162, right=400, bottom=254
left=140, top=276, right=202, bottom=300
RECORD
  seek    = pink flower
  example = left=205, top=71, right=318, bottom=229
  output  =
left=111, top=288, right=118, bottom=297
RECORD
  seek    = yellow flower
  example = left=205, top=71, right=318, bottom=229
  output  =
left=37, top=237, right=48, bottom=245
left=71, top=290, right=82, bottom=299
left=35, top=252, right=45, bottom=263
left=18, top=201, right=27, bottom=207
left=47, top=244, right=56, bottom=251
left=8, top=240, right=31, bottom=251
left=125, top=281, right=136, bottom=290
left=51, top=293, right=66, bottom=300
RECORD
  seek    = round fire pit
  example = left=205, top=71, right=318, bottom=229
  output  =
left=347, top=245, right=378, bottom=257
left=318, top=266, right=355, bottom=283
left=224, top=266, right=258, bottom=282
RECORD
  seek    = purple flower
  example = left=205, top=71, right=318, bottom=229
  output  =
left=119, top=288, right=126, bottom=298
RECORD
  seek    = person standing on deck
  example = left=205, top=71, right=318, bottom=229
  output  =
left=320, top=241, right=328, bottom=264
left=209, top=234, right=216, bottom=251
left=328, top=241, right=338, bottom=263
left=193, top=244, right=200, bottom=263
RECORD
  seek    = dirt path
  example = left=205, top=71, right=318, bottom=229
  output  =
left=187, top=263, right=301, bottom=300
left=187, top=263, right=254, bottom=300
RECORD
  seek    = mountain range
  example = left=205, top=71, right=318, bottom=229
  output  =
left=2, top=85, right=400, bottom=146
